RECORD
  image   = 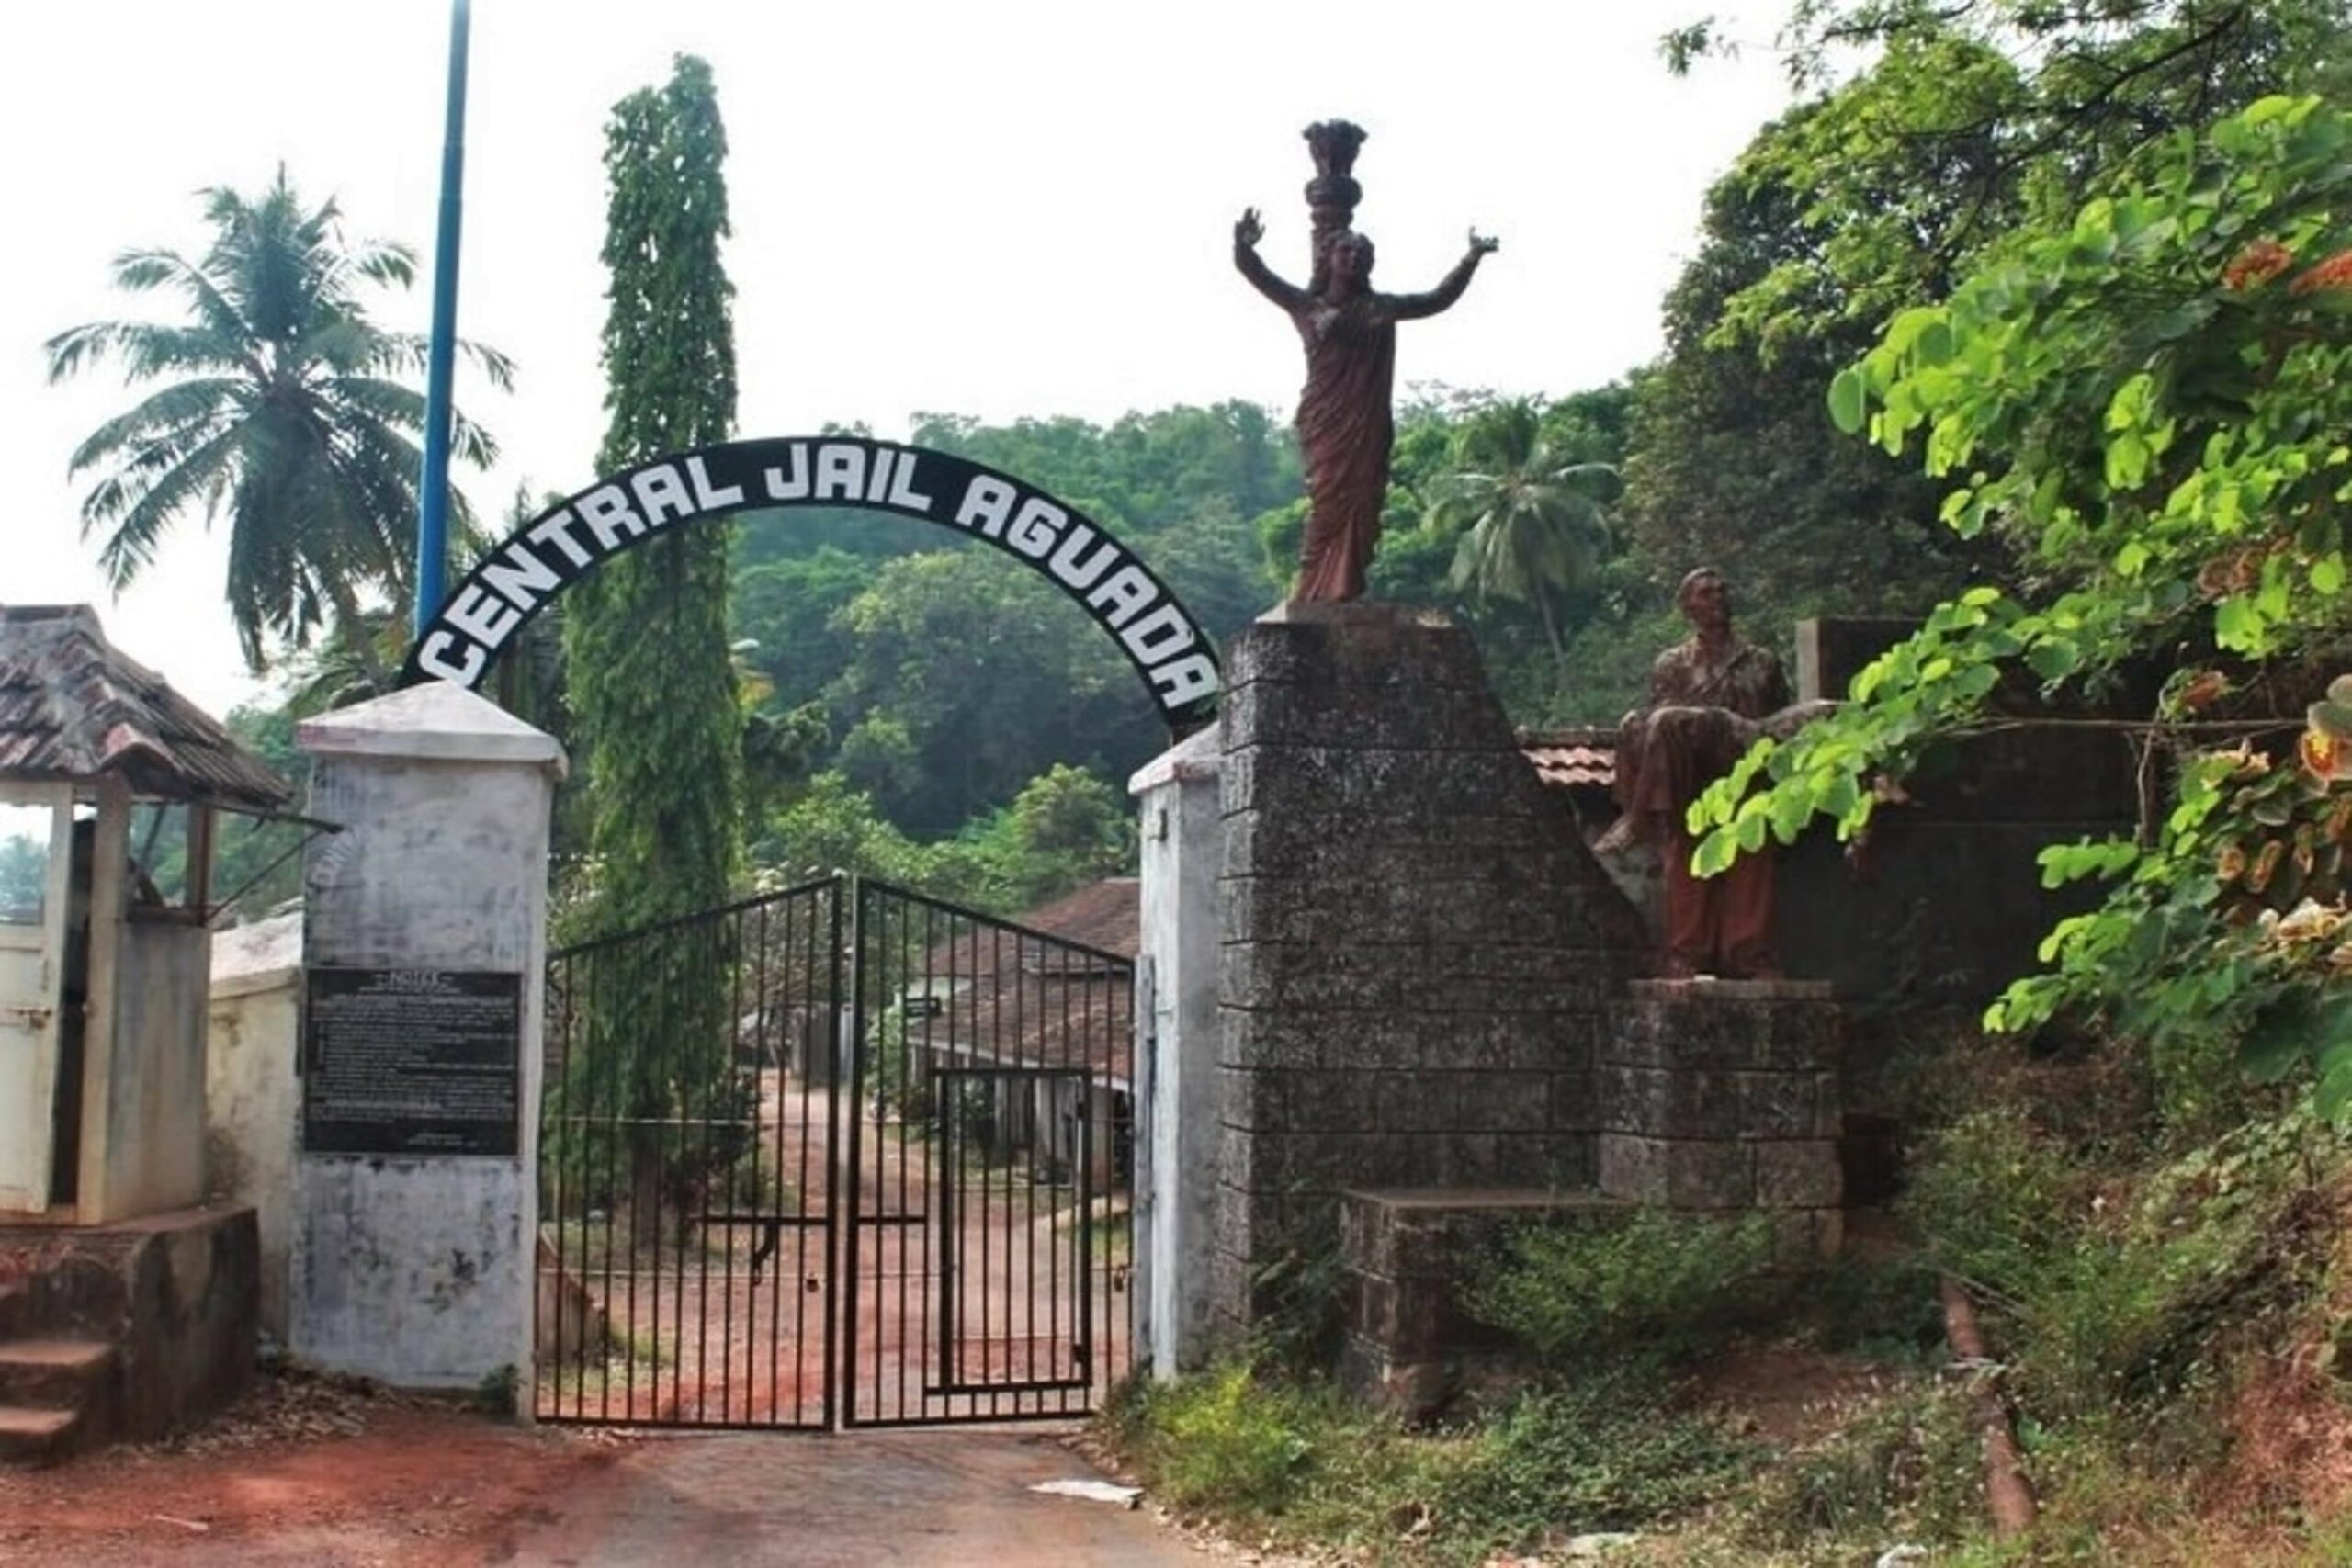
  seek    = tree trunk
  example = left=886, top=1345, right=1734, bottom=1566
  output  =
left=1940, top=1275, right=2038, bottom=1539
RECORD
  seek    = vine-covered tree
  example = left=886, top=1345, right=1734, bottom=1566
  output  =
left=45, top=172, right=512, bottom=672
left=566, top=52, right=745, bottom=934
left=560, top=55, right=747, bottom=1217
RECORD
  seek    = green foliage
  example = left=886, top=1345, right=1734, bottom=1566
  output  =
left=1106, top=1363, right=1753, bottom=1564
left=566, top=49, right=745, bottom=942
left=1423, top=1377, right=1755, bottom=1547
left=209, top=703, right=309, bottom=919
left=472, top=1362, right=520, bottom=1418
left=753, top=764, right=1125, bottom=917
left=729, top=403, right=1289, bottom=840
left=1689, top=97, right=2352, bottom=1109
left=1378, top=386, right=1659, bottom=723
left=0, top=829, right=44, bottom=922
left=1633, top=0, right=2347, bottom=683
left=1903, top=1107, right=2325, bottom=1421
left=45, top=171, right=512, bottom=671
left=1623, top=107, right=1989, bottom=632
left=1130, top=1364, right=1332, bottom=1517
left=818, top=548, right=1152, bottom=837
left=560, top=55, right=746, bottom=1210
left=1421, top=399, right=1622, bottom=700
left=1736, top=1381, right=1984, bottom=1553
left=1462, top=1210, right=1782, bottom=1365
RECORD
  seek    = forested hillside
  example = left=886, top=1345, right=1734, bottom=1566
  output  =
left=720, top=388, right=1668, bottom=910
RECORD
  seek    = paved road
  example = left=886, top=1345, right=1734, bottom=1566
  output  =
left=485, top=1428, right=1204, bottom=1567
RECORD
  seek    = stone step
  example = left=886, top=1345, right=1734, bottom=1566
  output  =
left=0, top=1338, right=117, bottom=1408
left=0, top=1404, right=81, bottom=1465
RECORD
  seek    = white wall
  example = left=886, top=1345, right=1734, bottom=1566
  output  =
left=207, top=912, right=301, bottom=1338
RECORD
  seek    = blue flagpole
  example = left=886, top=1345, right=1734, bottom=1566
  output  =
left=413, top=0, right=471, bottom=637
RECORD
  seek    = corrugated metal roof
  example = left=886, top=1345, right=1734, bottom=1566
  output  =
left=0, top=604, right=293, bottom=813
left=1518, top=726, right=1617, bottom=792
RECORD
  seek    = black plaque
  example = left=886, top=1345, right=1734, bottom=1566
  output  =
left=304, top=967, right=522, bottom=1156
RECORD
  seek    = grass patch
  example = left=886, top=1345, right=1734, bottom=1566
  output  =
left=1461, top=1209, right=1782, bottom=1366
left=1103, top=1361, right=1756, bottom=1563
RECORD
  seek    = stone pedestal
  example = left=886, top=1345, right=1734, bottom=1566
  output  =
left=291, top=684, right=563, bottom=1391
left=1339, top=1185, right=1625, bottom=1418
left=1599, top=979, right=1845, bottom=1258
left=1213, top=606, right=1643, bottom=1331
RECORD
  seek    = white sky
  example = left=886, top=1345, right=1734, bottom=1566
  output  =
left=1, top=0, right=1799, bottom=716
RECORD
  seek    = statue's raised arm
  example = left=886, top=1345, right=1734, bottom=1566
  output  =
left=1390, top=228, right=1499, bottom=321
left=1233, top=208, right=1310, bottom=313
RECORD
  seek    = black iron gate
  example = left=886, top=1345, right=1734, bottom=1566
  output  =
left=534, top=874, right=1135, bottom=1430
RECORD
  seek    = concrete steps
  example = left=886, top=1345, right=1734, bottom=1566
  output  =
left=0, top=1404, right=84, bottom=1465
left=0, top=1338, right=119, bottom=1465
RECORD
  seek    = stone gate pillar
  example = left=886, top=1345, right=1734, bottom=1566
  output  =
left=290, top=683, right=563, bottom=1391
left=1213, top=605, right=1644, bottom=1333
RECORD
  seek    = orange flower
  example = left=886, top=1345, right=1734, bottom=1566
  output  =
left=2304, top=727, right=2349, bottom=782
left=2225, top=238, right=2296, bottom=290
left=2289, top=249, right=2352, bottom=296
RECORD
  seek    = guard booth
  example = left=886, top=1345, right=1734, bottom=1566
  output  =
left=0, top=604, right=292, bottom=1223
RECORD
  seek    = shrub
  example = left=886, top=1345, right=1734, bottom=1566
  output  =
left=1461, top=1209, right=1781, bottom=1364
left=1125, top=1363, right=1349, bottom=1517
left=1906, top=1107, right=2322, bottom=1423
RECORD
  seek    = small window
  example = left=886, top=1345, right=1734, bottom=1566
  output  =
left=0, top=804, right=58, bottom=925
left=126, top=801, right=195, bottom=909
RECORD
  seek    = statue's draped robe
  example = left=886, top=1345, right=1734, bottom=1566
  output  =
left=1616, top=638, right=1792, bottom=976
left=1287, top=295, right=1400, bottom=602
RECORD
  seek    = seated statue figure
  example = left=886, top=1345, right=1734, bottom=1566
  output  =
left=1610, top=567, right=1820, bottom=979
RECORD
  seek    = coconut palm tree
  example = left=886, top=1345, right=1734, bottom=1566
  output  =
left=1425, top=399, right=1621, bottom=691
left=46, top=170, right=513, bottom=672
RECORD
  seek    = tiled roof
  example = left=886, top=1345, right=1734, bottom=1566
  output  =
left=0, top=605, right=291, bottom=813
left=1518, top=726, right=1617, bottom=792
left=908, top=877, right=1137, bottom=1087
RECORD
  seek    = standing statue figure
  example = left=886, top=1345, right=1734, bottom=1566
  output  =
left=1235, top=122, right=1498, bottom=603
left=1611, top=568, right=1808, bottom=980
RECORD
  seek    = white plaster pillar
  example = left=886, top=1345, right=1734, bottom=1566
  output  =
left=1128, top=726, right=1223, bottom=1378
left=290, top=684, right=563, bottom=1392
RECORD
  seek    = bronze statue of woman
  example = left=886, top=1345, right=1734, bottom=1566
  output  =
left=1234, top=209, right=1498, bottom=602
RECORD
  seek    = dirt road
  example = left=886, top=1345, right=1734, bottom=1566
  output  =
left=0, top=1390, right=1197, bottom=1566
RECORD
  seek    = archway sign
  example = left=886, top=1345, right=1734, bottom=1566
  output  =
left=401, top=436, right=1222, bottom=727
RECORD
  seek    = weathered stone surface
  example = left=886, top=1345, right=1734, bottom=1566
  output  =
left=0, top=1206, right=259, bottom=1455
left=1223, top=677, right=1516, bottom=750
left=1211, top=618, right=1644, bottom=1331
left=1611, top=982, right=1843, bottom=1073
left=1755, top=1140, right=1843, bottom=1208
left=1596, top=1134, right=1757, bottom=1208
left=1225, top=615, right=1493, bottom=694
left=1338, top=1187, right=1634, bottom=1420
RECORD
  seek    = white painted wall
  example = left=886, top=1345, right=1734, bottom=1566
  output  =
left=291, top=684, right=561, bottom=1393
left=1129, top=727, right=1224, bottom=1378
left=207, top=912, right=301, bottom=1338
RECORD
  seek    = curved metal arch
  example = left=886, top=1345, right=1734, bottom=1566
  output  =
left=401, top=435, right=1223, bottom=727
